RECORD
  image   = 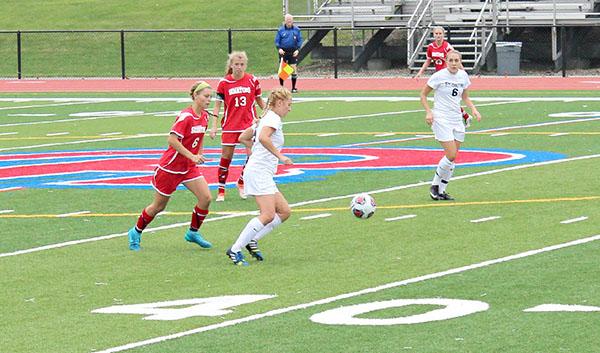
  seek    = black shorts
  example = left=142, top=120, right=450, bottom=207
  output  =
left=280, top=49, right=298, bottom=65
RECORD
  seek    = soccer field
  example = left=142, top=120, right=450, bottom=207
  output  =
left=1, top=90, right=599, bottom=353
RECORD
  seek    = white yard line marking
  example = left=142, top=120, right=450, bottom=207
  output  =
left=46, top=132, right=70, bottom=136
left=560, top=216, right=588, bottom=224
left=470, top=216, right=501, bottom=223
left=95, top=233, right=600, bottom=353
left=56, top=211, right=91, bottom=218
left=0, top=100, right=102, bottom=111
left=99, top=132, right=123, bottom=136
left=549, top=133, right=569, bottom=137
left=0, top=209, right=15, bottom=214
left=2, top=153, right=598, bottom=259
left=300, top=213, right=332, bottom=220
left=374, top=133, right=395, bottom=137
left=7, top=113, right=56, bottom=117
left=0, top=134, right=163, bottom=152
left=317, top=133, right=340, bottom=137
left=0, top=132, right=18, bottom=136
left=385, top=214, right=417, bottom=222
left=490, top=133, right=510, bottom=137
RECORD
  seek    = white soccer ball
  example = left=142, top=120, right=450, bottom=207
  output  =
left=350, top=193, right=376, bottom=219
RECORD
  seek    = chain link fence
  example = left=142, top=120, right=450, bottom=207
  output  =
left=0, top=26, right=598, bottom=79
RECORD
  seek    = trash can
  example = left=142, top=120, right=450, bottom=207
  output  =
left=496, top=41, right=522, bottom=76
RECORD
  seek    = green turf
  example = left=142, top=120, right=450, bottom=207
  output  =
left=0, top=91, right=599, bottom=352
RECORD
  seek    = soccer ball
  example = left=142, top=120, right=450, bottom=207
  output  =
left=350, top=193, right=376, bottom=219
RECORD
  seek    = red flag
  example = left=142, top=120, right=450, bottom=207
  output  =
left=278, top=58, right=294, bottom=80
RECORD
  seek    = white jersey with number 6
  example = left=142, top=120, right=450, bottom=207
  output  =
left=427, top=68, right=471, bottom=122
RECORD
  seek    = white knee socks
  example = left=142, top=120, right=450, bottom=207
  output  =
left=433, top=156, right=455, bottom=193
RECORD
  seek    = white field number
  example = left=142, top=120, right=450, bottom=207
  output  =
left=92, top=295, right=597, bottom=324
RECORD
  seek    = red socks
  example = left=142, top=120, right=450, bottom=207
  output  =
left=190, top=206, right=208, bottom=231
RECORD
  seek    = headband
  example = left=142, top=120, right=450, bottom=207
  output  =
left=193, top=81, right=211, bottom=94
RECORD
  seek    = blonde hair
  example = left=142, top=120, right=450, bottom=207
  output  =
left=189, top=81, right=211, bottom=98
left=225, top=51, right=248, bottom=75
left=447, top=50, right=462, bottom=60
left=261, top=87, right=292, bottom=118
left=432, top=26, right=445, bottom=34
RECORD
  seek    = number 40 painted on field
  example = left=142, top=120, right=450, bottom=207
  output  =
left=92, top=295, right=600, bottom=324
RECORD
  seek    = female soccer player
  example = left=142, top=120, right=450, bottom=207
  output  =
left=210, top=51, right=266, bottom=202
left=127, top=81, right=214, bottom=251
left=420, top=50, right=481, bottom=201
left=226, top=87, right=294, bottom=266
left=414, top=26, right=472, bottom=127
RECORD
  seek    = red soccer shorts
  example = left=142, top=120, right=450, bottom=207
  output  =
left=151, top=167, right=203, bottom=196
left=221, top=132, right=243, bottom=146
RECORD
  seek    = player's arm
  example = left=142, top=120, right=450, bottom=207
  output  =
left=414, top=58, right=431, bottom=79
left=210, top=100, right=222, bottom=139
left=461, top=89, right=481, bottom=122
left=255, top=96, right=266, bottom=111
left=167, top=133, right=206, bottom=164
left=258, top=127, right=292, bottom=165
left=420, top=84, right=434, bottom=126
left=238, top=126, right=255, bottom=150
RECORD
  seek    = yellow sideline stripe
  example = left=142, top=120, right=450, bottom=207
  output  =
left=0, top=131, right=599, bottom=141
left=1, top=196, right=597, bottom=218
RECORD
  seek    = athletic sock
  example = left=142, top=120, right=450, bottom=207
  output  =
left=291, top=74, right=297, bottom=90
left=135, top=208, right=154, bottom=232
left=237, top=156, right=249, bottom=185
left=461, top=107, right=469, bottom=120
left=232, top=217, right=265, bottom=252
left=252, top=214, right=282, bottom=242
left=217, top=157, right=232, bottom=193
left=279, top=78, right=284, bottom=86
left=436, top=156, right=455, bottom=194
left=190, top=206, right=208, bottom=232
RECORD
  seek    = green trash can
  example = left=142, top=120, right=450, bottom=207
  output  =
left=496, top=42, right=522, bottom=76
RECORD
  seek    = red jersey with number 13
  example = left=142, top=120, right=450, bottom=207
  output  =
left=158, top=106, right=208, bottom=174
left=216, top=73, right=262, bottom=133
left=426, top=40, right=454, bottom=72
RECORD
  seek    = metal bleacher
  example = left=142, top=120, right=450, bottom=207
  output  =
left=290, top=0, right=600, bottom=73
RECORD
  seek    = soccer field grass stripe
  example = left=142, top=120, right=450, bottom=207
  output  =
left=1, top=153, right=598, bottom=259
left=560, top=216, right=589, bottom=224
left=95, top=233, right=600, bottom=353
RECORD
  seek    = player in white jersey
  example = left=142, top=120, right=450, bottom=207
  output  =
left=420, top=50, right=482, bottom=200
left=226, top=87, right=294, bottom=266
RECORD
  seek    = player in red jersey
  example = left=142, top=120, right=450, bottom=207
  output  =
left=210, top=51, right=266, bottom=202
left=414, top=26, right=472, bottom=127
left=127, top=81, right=214, bottom=251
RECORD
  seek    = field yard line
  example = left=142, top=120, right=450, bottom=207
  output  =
left=346, top=116, right=600, bottom=147
left=95, top=233, right=600, bottom=353
left=0, top=100, right=101, bottom=111
left=1, top=153, right=598, bottom=259
left=0, top=134, right=163, bottom=153
left=0, top=110, right=167, bottom=128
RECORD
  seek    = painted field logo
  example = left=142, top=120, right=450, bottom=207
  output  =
left=0, top=147, right=563, bottom=190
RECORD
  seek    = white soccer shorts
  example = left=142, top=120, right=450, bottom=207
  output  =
left=243, top=169, right=279, bottom=196
left=432, top=117, right=465, bottom=142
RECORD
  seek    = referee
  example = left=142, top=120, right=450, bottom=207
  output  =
left=275, top=14, right=303, bottom=93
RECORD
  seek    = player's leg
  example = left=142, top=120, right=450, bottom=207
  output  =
left=434, top=140, right=460, bottom=200
left=290, top=63, right=298, bottom=93
left=217, top=144, right=235, bottom=201
left=461, top=107, right=472, bottom=127
left=129, top=191, right=170, bottom=250
left=430, top=120, right=455, bottom=200
left=236, top=143, right=250, bottom=200
left=227, top=194, right=275, bottom=265
left=246, top=192, right=291, bottom=260
left=183, top=175, right=212, bottom=248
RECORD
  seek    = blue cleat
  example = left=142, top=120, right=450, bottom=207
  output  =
left=128, top=227, right=141, bottom=251
left=226, top=248, right=249, bottom=266
left=185, top=229, right=212, bottom=249
left=245, top=239, right=264, bottom=261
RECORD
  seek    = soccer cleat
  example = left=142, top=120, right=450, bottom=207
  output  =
left=237, top=182, right=247, bottom=200
left=429, top=185, right=440, bottom=200
left=226, top=248, right=249, bottom=266
left=437, top=192, right=455, bottom=201
left=245, top=240, right=264, bottom=261
left=184, top=229, right=212, bottom=248
left=216, top=191, right=225, bottom=202
left=291, top=88, right=298, bottom=93
left=128, top=227, right=141, bottom=251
